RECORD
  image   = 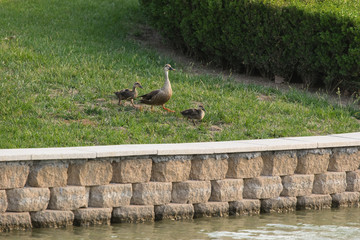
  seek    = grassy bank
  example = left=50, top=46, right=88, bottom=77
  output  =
left=0, top=0, right=359, bottom=148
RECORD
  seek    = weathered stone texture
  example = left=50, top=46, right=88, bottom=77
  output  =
left=171, top=181, right=211, bottom=204
left=331, top=192, right=360, bottom=208
left=346, top=170, right=360, bottom=192
left=30, top=210, right=74, bottom=228
left=0, top=162, right=29, bottom=190
left=151, top=157, right=191, bottom=182
left=112, top=205, right=154, bottom=223
left=281, top=174, right=314, bottom=197
left=48, top=186, right=87, bottom=210
left=229, top=199, right=261, bottom=216
left=190, top=155, right=228, bottom=180
left=0, top=190, right=8, bottom=213
left=73, top=208, right=112, bottom=226
left=131, top=182, right=172, bottom=205
left=6, top=188, right=50, bottom=212
left=0, top=212, right=32, bottom=231
left=112, top=158, right=152, bottom=183
left=226, top=153, right=263, bottom=178
left=193, top=202, right=229, bottom=218
left=297, top=194, right=332, bottom=210
left=27, top=161, right=68, bottom=188
left=261, top=197, right=297, bottom=213
left=312, top=172, right=347, bottom=194
left=210, top=179, right=243, bottom=202
left=328, top=148, right=360, bottom=172
left=243, top=176, right=283, bottom=199
left=296, top=149, right=331, bottom=174
left=89, top=184, right=132, bottom=208
left=67, top=160, right=112, bottom=186
left=261, top=151, right=297, bottom=176
left=155, top=204, right=194, bottom=220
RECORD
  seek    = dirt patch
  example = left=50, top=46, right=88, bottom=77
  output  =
left=48, top=88, right=79, bottom=98
left=113, top=126, right=127, bottom=132
left=209, top=125, right=222, bottom=132
left=63, top=119, right=97, bottom=126
left=257, top=94, right=275, bottom=102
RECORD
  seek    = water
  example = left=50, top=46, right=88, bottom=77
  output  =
left=2, top=208, right=360, bottom=240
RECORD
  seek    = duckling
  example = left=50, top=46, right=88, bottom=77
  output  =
left=181, top=105, right=206, bottom=125
left=139, top=64, right=175, bottom=112
left=114, top=82, right=143, bottom=108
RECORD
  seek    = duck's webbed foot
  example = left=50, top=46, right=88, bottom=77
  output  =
left=162, top=105, right=175, bottom=112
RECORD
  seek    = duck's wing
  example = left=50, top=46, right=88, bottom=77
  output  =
left=115, top=88, right=129, bottom=95
left=181, top=108, right=199, bottom=118
left=139, top=89, right=160, bottom=101
left=115, top=89, right=134, bottom=99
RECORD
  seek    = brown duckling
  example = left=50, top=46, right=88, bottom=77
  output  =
left=139, top=64, right=175, bottom=112
left=181, top=105, right=206, bottom=125
left=114, top=82, right=143, bottom=108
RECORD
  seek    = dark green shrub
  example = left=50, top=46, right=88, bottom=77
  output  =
left=140, top=0, right=360, bottom=92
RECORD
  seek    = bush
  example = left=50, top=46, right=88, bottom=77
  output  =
left=140, top=0, right=360, bottom=92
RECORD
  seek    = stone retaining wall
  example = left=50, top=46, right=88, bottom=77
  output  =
left=0, top=133, right=360, bottom=231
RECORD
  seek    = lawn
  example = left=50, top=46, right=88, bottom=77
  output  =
left=0, top=0, right=359, bottom=148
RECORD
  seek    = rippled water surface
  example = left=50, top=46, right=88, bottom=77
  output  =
left=2, top=208, right=360, bottom=240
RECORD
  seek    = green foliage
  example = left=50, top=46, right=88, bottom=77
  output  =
left=140, top=0, right=360, bottom=91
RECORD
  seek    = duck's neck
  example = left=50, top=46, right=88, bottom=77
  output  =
left=132, top=86, right=138, bottom=99
left=162, top=70, right=172, bottom=92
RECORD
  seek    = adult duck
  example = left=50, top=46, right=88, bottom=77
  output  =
left=114, top=82, right=143, bottom=108
left=139, top=64, right=175, bottom=112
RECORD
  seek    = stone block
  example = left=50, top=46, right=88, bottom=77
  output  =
left=281, top=174, right=314, bottom=197
left=261, top=151, right=297, bottom=176
left=112, top=157, right=152, bottom=183
left=155, top=204, right=194, bottom=220
left=0, top=162, right=29, bottom=190
left=172, top=181, right=211, bottom=204
left=328, top=148, right=360, bottom=172
left=190, top=154, right=228, bottom=180
left=296, top=149, right=331, bottom=174
left=89, top=184, right=132, bottom=208
left=243, top=176, right=283, bottom=199
left=261, top=197, right=297, bottom=213
left=131, top=182, right=172, bottom=205
left=0, top=212, right=32, bottom=231
left=27, top=161, right=68, bottom=188
left=6, top=188, right=50, bottom=212
left=67, top=160, right=112, bottom=186
left=229, top=199, right=261, bottom=216
left=210, top=179, right=243, bottom=202
left=48, top=186, right=87, bottom=210
left=112, top=205, right=154, bottom=223
left=193, top=202, right=229, bottom=218
left=73, top=208, right=112, bottom=226
left=332, top=192, right=360, bottom=208
left=0, top=190, right=8, bottom=213
left=297, top=194, right=332, bottom=210
left=227, top=153, right=263, bottom=179
left=151, top=156, right=191, bottom=182
left=30, top=210, right=74, bottom=228
left=312, top=172, right=347, bottom=194
left=346, top=170, right=360, bottom=192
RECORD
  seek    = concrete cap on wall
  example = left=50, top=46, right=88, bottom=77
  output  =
left=0, top=132, right=359, bottom=162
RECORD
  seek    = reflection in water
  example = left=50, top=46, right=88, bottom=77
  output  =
left=2, top=208, right=360, bottom=240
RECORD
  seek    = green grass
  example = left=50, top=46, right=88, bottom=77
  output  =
left=0, top=0, right=359, bottom=148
